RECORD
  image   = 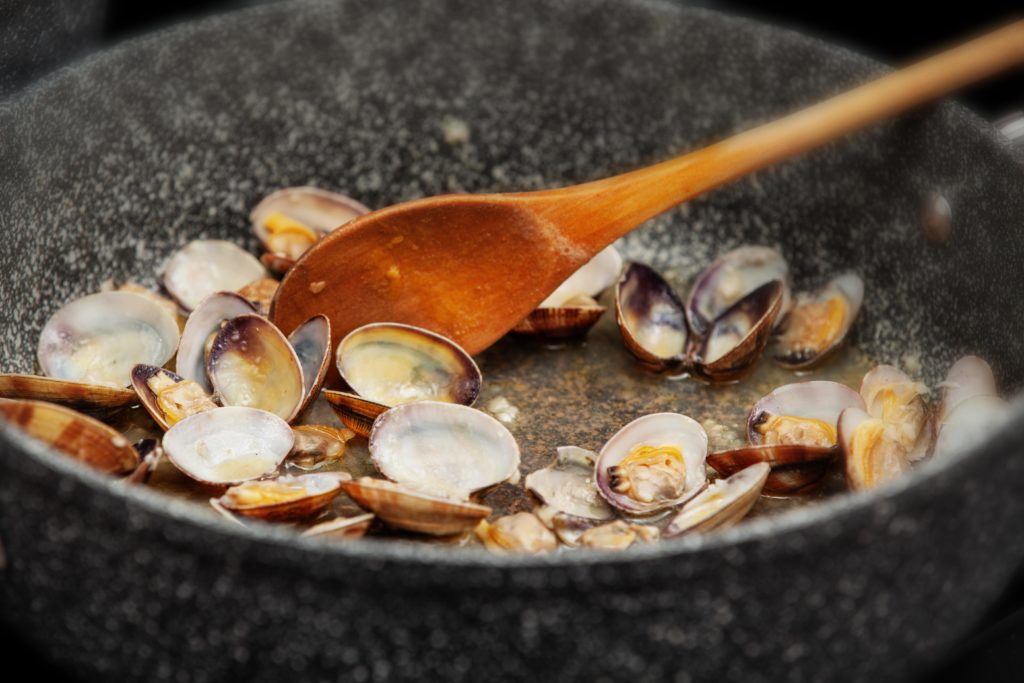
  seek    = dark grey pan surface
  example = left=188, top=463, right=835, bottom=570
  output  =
left=2, top=0, right=1024, bottom=680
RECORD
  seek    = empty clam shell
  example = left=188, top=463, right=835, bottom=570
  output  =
left=322, top=390, right=388, bottom=438
left=336, top=323, right=481, bottom=408
left=341, top=477, right=491, bottom=536
left=707, top=443, right=836, bottom=496
left=687, top=246, right=791, bottom=336
left=664, top=462, right=770, bottom=536
left=615, top=263, right=689, bottom=372
left=595, top=413, right=708, bottom=515
left=748, top=381, right=865, bottom=448
left=512, top=297, right=606, bottom=340
left=301, top=513, right=375, bottom=540
left=37, top=291, right=180, bottom=388
left=937, top=355, right=997, bottom=424
left=176, top=292, right=257, bottom=392
left=288, top=315, right=332, bottom=419
left=525, top=446, right=613, bottom=520
left=933, top=394, right=1010, bottom=460
left=162, top=406, right=294, bottom=485
left=693, top=280, right=783, bottom=382
left=162, top=239, right=267, bottom=312
left=131, top=365, right=217, bottom=430
left=207, top=314, right=305, bottom=422
left=860, top=365, right=931, bottom=462
left=476, top=512, right=558, bottom=554
left=369, top=401, right=521, bottom=500
left=0, top=374, right=136, bottom=415
left=0, top=400, right=139, bottom=475
left=250, top=186, right=369, bottom=262
left=287, top=424, right=354, bottom=471
left=216, top=472, right=349, bottom=521
left=838, top=407, right=910, bottom=491
left=579, top=520, right=657, bottom=551
left=774, top=273, right=864, bottom=370
left=540, top=245, right=623, bottom=308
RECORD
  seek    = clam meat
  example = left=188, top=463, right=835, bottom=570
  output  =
left=250, top=186, right=369, bottom=267
left=131, top=364, right=217, bottom=430
left=774, top=273, right=864, bottom=369
left=476, top=512, right=558, bottom=554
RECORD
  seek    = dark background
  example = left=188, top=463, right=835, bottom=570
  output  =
left=1, top=0, right=1022, bottom=680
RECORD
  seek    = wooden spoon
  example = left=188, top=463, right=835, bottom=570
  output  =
left=272, top=21, right=1024, bottom=357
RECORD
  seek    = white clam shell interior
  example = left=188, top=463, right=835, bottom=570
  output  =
left=688, top=246, right=791, bottom=331
left=162, top=240, right=267, bottom=311
left=176, top=292, right=256, bottom=391
left=749, top=381, right=865, bottom=444
left=525, top=446, right=613, bottom=520
left=369, top=402, right=520, bottom=500
left=163, top=406, right=294, bottom=484
left=37, top=291, right=181, bottom=388
left=539, top=245, right=623, bottom=308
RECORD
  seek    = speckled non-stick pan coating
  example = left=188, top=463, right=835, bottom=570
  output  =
left=2, top=0, right=1024, bottom=681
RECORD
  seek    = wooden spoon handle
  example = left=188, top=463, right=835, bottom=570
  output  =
left=537, top=19, right=1024, bottom=248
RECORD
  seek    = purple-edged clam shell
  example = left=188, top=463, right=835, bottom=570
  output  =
left=693, top=279, right=783, bottom=382
left=176, top=291, right=257, bottom=392
left=614, top=262, right=689, bottom=371
left=686, top=246, right=791, bottom=337
left=288, top=314, right=332, bottom=419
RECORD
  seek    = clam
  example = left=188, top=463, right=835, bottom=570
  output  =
left=237, top=277, right=279, bottom=316
left=514, top=245, right=623, bottom=339
left=525, top=446, right=614, bottom=520
left=287, top=424, right=354, bottom=471
left=250, top=186, right=369, bottom=271
left=131, top=365, right=217, bottom=430
left=838, top=407, right=910, bottom=490
left=748, top=381, right=865, bottom=448
left=287, top=315, right=332, bottom=419
left=476, top=512, right=558, bottom=554
left=937, top=355, right=997, bottom=424
left=37, top=291, right=180, bottom=388
left=533, top=505, right=605, bottom=547
left=99, top=279, right=183, bottom=325
left=933, top=394, right=1010, bottom=460
left=615, top=262, right=783, bottom=380
left=775, top=273, right=864, bottom=369
left=707, top=444, right=836, bottom=495
left=614, top=263, right=689, bottom=372
left=206, top=314, right=305, bottom=422
left=859, top=365, right=931, bottom=462
left=175, top=291, right=257, bottom=391
left=216, top=472, right=349, bottom=522
left=686, top=246, right=792, bottom=336
left=0, top=400, right=139, bottom=475
left=162, top=239, right=267, bottom=312
left=0, top=374, right=136, bottom=415
left=663, top=462, right=770, bottom=536
left=329, top=323, right=481, bottom=436
left=595, top=413, right=708, bottom=515
left=341, top=477, right=491, bottom=536
left=369, top=402, right=520, bottom=500
left=579, top=520, right=660, bottom=551
left=162, top=406, right=294, bottom=485
left=125, top=438, right=163, bottom=484
left=301, top=513, right=375, bottom=541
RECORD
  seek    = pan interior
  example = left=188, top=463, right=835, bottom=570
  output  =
left=2, top=0, right=1023, bottom=551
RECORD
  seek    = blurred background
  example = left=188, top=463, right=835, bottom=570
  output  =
left=1, top=0, right=1021, bottom=680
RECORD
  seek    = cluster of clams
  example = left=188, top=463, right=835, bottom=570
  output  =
left=0, top=185, right=1009, bottom=553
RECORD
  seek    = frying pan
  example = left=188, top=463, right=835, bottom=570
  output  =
left=2, top=0, right=1024, bottom=680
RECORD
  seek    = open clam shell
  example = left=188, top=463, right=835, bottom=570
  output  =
left=533, top=505, right=605, bottom=547
left=37, top=291, right=180, bottom=388
left=341, top=477, right=491, bottom=536
left=287, top=424, right=353, bottom=471
left=322, top=390, right=387, bottom=438
left=288, top=315, right=332, bottom=419
left=512, top=296, right=606, bottom=340
left=250, top=186, right=369, bottom=267
left=131, top=364, right=217, bottom=430
left=933, top=394, right=1010, bottom=460
left=476, top=512, right=559, bottom=554
left=162, top=406, right=294, bottom=485
left=525, top=446, right=613, bottom=520
left=774, top=273, right=864, bottom=370
left=664, top=462, right=770, bottom=537
left=369, top=402, right=521, bottom=500
left=748, top=381, right=865, bottom=448
left=207, top=314, right=305, bottom=422
left=707, top=443, right=836, bottom=495
left=937, top=355, right=997, bottom=424
left=540, top=245, right=623, bottom=308
left=301, top=513, right=375, bottom=541
left=0, top=400, right=139, bottom=475
left=595, top=413, right=708, bottom=515
left=162, top=239, right=267, bottom=312
left=336, top=323, right=481, bottom=407
left=686, top=246, right=792, bottom=337
left=0, top=374, right=136, bottom=416
left=860, top=364, right=931, bottom=462
left=176, top=292, right=257, bottom=391
left=614, top=263, right=689, bottom=372
left=838, top=407, right=910, bottom=491
left=692, top=279, right=783, bottom=382
left=216, top=472, right=349, bottom=522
